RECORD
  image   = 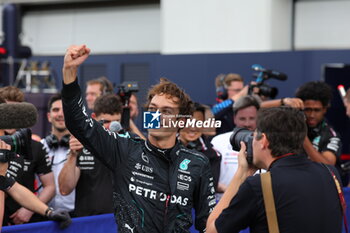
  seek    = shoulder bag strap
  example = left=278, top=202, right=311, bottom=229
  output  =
left=261, top=172, right=280, bottom=233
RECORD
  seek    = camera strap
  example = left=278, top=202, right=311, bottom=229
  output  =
left=322, top=164, right=348, bottom=233
left=261, top=172, right=280, bottom=233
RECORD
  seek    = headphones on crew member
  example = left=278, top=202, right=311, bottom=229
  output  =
left=45, top=134, right=70, bottom=149
left=216, top=74, right=228, bottom=101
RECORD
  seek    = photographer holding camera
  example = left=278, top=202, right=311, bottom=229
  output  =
left=211, top=68, right=303, bottom=135
left=0, top=98, right=71, bottom=230
left=0, top=86, right=56, bottom=225
left=248, top=65, right=304, bottom=109
left=0, top=139, right=71, bottom=230
left=207, top=107, right=343, bottom=233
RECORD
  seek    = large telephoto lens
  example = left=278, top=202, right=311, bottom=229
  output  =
left=230, top=127, right=254, bottom=164
left=0, top=128, right=32, bottom=160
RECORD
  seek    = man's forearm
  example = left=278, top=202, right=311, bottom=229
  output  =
left=62, top=68, right=78, bottom=85
left=7, top=183, right=47, bottom=216
left=58, top=152, right=80, bottom=196
left=20, top=177, right=56, bottom=218
left=303, top=138, right=336, bottom=165
left=37, top=173, right=56, bottom=204
left=260, top=99, right=281, bottom=108
left=261, top=97, right=304, bottom=109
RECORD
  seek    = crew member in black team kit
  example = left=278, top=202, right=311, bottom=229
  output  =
left=59, top=94, right=123, bottom=217
left=61, top=45, right=215, bottom=233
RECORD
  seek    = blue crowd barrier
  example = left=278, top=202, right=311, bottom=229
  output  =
left=3, top=188, right=350, bottom=233
left=2, top=213, right=117, bottom=233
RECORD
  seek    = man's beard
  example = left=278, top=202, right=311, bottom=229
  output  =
left=56, top=126, right=67, bottom=133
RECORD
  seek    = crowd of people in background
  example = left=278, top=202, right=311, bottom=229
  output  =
left=0, top=44, right=348, bottom=233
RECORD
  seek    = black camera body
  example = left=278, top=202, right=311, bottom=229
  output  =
left=117, top=81, right=139, bottom=131
left=0, top=128, right=32, bottom=162
left=117, top=81, right=139, bottom=106
left=230, top=127, right=254, bottom=164
left=249, top=64, right=287, bottom=99
left=249, top=83, right=278, bottom=99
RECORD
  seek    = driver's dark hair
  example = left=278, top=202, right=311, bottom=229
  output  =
left=145, top=78, right=193, bottom=116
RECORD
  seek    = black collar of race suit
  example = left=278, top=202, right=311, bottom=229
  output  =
left=309, top=119, right=327, bottom=133
left=144, top=140, right=180, bottom=163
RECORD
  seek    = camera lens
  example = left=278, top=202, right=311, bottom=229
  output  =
left=0, top=128, right=32, bottom=160
left=259, top=84, right=278, bottom=99
left=230, top=127, right=254, bottom=164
